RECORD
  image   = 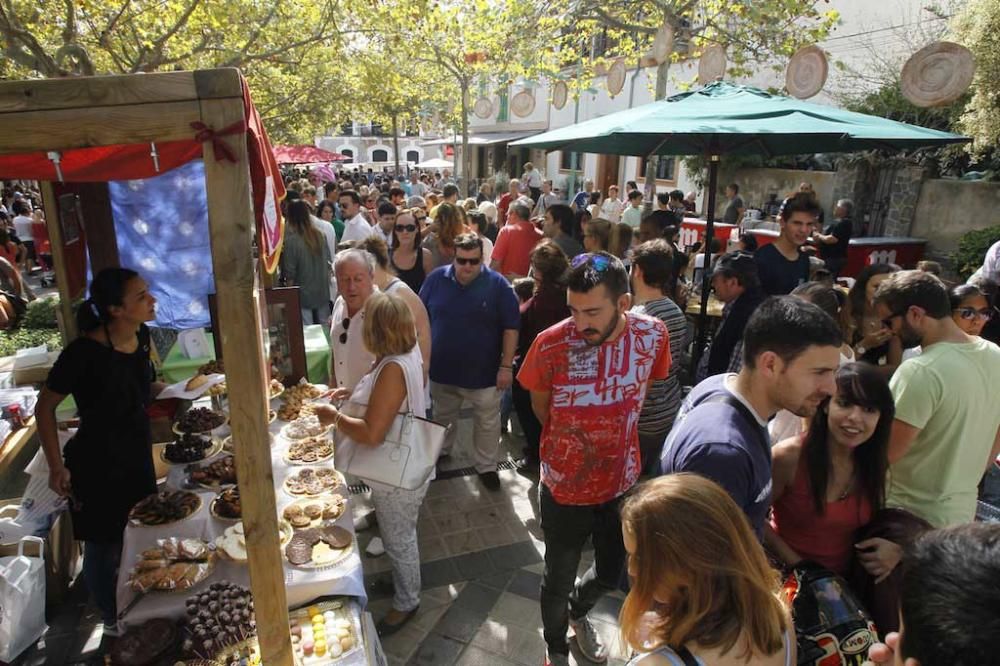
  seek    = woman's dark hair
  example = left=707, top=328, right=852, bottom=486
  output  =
left=949, top=283, right=983, bottom=309
left=391, top=208, right=423, bottom=252
left=315, top=200, right=336, bottom=220
left=791, top=281, right=845, bottom=323
left=847, top=263, right=900, bottom=332
left=803, top=362, right=893, bottom=515
left=572, top=209, right=589, bottom=240
left=77, top=267, right=140, bottom=332
left=588, top=191, right=601, bottom=205
left=529, top=240, right=569, bottom=288
left=466, top=211, right=487, bottom=234
left=738, top=233, right=758, bottom=252
left=286, top=200, right=322, bottom=254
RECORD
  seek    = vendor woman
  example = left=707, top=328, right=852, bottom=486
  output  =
left=36, top=267, right=164, bottom=635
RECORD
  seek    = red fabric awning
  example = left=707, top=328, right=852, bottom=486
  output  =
left=0, top=141, right=203, bottom=181
left=272, top=145, right=348, bottom=165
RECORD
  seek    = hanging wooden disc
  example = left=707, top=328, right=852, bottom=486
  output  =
left=901, top=41, right=975, bottom=108
left=552, top=81, right=568, bottom=110
left=473, top=97, right=493, bottom=119
left=607, top=57, right=627, bottom=97
left=785, top=45, right=829, bottom=99
left=511, top=89, right=536, bottom=117
left=698, top=45, right=727, bottom=84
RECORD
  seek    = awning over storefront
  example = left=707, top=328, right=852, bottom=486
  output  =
left=420, top=130, right=541, bottom=147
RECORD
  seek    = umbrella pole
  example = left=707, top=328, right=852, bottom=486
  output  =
left=690, top=155, right=720, bottom=378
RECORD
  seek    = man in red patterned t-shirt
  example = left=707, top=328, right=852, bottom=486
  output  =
left=518, top=252, right=670, bottom=666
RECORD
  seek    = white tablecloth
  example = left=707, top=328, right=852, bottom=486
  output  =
left=115, top=393, right=366, bottom=630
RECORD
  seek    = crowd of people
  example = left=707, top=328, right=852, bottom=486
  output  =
left=0, top=183, right=46, bottom=327
left=30, top=161, right=1000, bottom=664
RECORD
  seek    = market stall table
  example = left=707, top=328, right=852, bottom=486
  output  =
left=161, top=325, right=331, bottom=384
left=115, top=392, right=366, bottom=643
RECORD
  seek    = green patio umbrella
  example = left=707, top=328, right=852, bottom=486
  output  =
left=512, top=81, right=969, bottom=370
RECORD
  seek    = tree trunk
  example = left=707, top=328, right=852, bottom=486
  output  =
left=460, top=78, right=471, bottom=196
left=391, top=113, right=401, bottom=177
left=642, top=58, right=672, bottom=205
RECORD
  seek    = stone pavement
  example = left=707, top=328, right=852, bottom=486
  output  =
left=10, top=422, right=632, bottom=665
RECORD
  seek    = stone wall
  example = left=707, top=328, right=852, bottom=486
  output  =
left=726, top=168, right=837, bottom=214
left=883, top=165, right=928, bottom=238
left=911, top=178, right=1000, bottom=257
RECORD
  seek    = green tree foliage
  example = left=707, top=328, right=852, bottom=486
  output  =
left=0, top=0, right=350, bottom=141
left=951, top=0, right=1000, bottom=158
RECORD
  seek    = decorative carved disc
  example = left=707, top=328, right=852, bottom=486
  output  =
left=473, top=97, right=493, bottom=119
left=511, top=90, right=536, bottom=117
left=607, top=57, right=627, bottom=97
left=785, top=45, right=829, bottom=99
left=651, top=23, right=674, bottom=64
left=552, top=81, right=568, bottom=110
left=698, top=45, right=727, bottom=84
left=901, top=41, right=975, bottom=108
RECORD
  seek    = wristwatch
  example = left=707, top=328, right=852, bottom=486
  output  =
left=856, top=345, right=867, bottom=356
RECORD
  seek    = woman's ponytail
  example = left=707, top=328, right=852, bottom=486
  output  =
left=75, top=267, right=139, bottom=334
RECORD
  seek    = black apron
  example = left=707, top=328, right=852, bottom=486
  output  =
left=63, top=325, right=156, bottom=542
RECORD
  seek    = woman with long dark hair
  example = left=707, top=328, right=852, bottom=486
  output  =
left=35, top=268, right=163, bottom=635
left=389, top=208, right=433, bottom=293
left=845, top=263, right=902, bottom=376
left=282, top=199, right=332, bottom=324
left=766, top=362, right=894, bottom=577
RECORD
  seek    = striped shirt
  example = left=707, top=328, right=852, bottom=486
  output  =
left=632, top=297, right=687, bottom=435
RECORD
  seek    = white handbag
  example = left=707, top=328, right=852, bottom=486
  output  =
left=335, top=409, right=451, bottom=490
left=0, top=536, right=47, bottom=662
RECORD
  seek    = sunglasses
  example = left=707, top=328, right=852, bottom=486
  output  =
left=338, top=317, right=350, bottom=344
left=455, top=257, right=481, bottom=266
left=954, top=307, right=994, bottom=322
left=571, top=252, right=613, bottom=271
left=880, top=308, right=907, bottom=330
left=395, top=224, right=417, bottom=232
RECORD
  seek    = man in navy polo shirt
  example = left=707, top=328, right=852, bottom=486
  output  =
left=420, top=233, right=520, bottom=491
left=659, top=296, right=842, bottom=538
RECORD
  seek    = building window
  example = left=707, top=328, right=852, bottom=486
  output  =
left=341, top=149, right=353, bottom=163
left=372, top=149, right=388, bottom=162
left=406, top=150, right=420, bottom=163
left=639, top=156, right=676, bottom=181
left=560, top=151, right=581, bottom=171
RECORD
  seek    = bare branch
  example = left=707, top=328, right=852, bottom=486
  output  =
left=133, top=0, right=203, bottom=72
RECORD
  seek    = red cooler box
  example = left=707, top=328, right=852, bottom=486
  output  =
left=679, top=218, right=737, bottom=251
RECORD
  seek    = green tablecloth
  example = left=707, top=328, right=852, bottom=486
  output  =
left=161, top=326, right=330, bottom=385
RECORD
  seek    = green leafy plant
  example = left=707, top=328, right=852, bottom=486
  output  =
left=21, top=297, right=59, bottom=330
left=0, top=328, right=62, bottom=358
left=952, top=225, right=1000, bottom=280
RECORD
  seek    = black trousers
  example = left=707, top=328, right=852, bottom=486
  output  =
left=539, top=483, right=626, bottom=655
left=511, top=368, right=542, bottom=464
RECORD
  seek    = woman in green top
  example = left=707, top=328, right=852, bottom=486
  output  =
left=281, top=200, right=332, bottom=324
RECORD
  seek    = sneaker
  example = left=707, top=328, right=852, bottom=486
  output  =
left=544, top=649, right=570, bottom=666
left=570, top=615, right=608, bottom=663
left=102, top=621, right=122, bottom=638
left=365, top=536, right=386, bottom=557
left=479, top=471, right=501, bottom=491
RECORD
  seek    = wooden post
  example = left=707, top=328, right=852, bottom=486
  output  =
left=199, top=90, right=293, bottom=665
left=38, top=182, right=77, bottom=343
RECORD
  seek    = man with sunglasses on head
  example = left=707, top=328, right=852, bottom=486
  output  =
left=419, top=233, right=520, bottom=491
left=873, top=270, right=1000, bottom=529
left=517, top=252, right=671, bottom=666
left=329, top=249, right=377, bottom=394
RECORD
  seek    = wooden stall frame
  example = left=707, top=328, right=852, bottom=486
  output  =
left=0, top=69, right=293, bottom=665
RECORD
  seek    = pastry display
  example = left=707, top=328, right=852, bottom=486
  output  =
left=210, top=486, right=241, bottom=520
left=283, top=467, right=342, bottom=498
left=127, top=538, right=215, bottom=592
left=276, top=399, right=317, bottom=422
left=281, top=497, right=348, bottom=529
left=188, top=454, right=237, bottom=488
left=288, top=600, right=359, bottom=662
left=284, top=525, right=352, bottom=567
left=198, top=360, right=224, bottom=375
left=285, top=381, right=323, bottom=402
left=162, top=433, right=219, bottom=464
left=276, top=382, right=324, bottom=421
left=109, top=618, right=178, bottom=665
left=207, top=381, right=227, bottom=397
left=281, top=415, right=328, bottom=441
left=269, top=378, right=285, bottom=398
left=129, top=490, right=202, bottom=526
left=181, top=581, right=256, bottom=660
left=215, top=521, right=292, bottom=562
left=174, top=407, right=227, bottom=434
left=284, top=434, right=334, bottom=465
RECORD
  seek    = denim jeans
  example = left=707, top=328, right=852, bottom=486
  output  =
left=83, top=541, right=121, bottom=625
left=511, top=372, right=542, bottom=464
left=539, top=483, right=626, bottom=655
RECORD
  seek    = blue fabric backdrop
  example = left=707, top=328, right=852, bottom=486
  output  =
left=109, top=160, right=215, bottom=330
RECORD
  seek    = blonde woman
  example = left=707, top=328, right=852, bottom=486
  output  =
left=620, top=474, right=795, bottom=665
left=316, top=293, right=428, bottom=636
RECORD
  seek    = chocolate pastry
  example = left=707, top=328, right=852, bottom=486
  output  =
left=285, top=532, right=315, bottom=565
left=318, top=525, right=352, bottom=549
left=303, top=503, right=323, bottom=519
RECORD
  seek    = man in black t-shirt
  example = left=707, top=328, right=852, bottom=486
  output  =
left=754, top=193, right=819, bottom=295
left=722, top=183, right=745, bottom=225
left=815, top=198, right=854, bottom=276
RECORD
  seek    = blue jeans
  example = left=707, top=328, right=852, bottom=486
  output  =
left=83, top=541, right=121, bottom=625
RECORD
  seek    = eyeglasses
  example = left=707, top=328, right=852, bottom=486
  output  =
left=954, top=307, right=994, bottom=322
left=880, top=309, right=906, bottom=330
left=338, top=317, right=350, bottom=344
left=455, top=257, right=481, bottom=266
left=395, top=224, right=417, bottom=232
left=571, top=252, right=612, bottom=271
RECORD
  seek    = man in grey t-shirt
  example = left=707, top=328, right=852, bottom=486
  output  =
left=722, top=183, right=745, bottom=226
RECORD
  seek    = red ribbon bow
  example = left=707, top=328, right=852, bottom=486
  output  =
left=190, top=119, right=247, bottom=163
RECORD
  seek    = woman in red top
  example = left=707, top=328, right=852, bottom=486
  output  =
left=766, top=362, right=893, bottom=577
